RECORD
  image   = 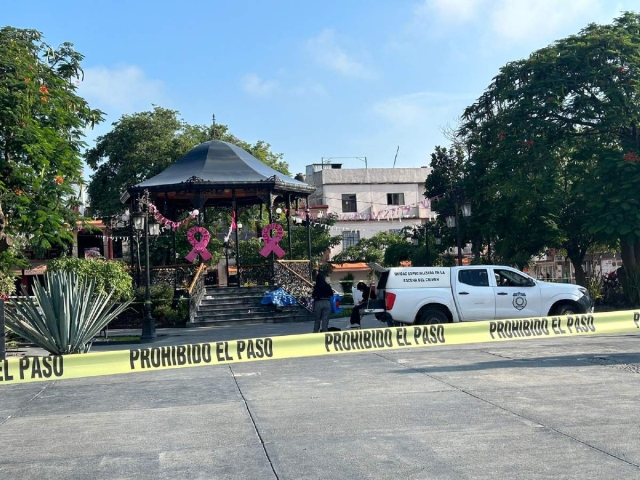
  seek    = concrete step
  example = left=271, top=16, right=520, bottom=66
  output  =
left=193, top=285, right=309, bottom=326
left=198, top=303, right=275, bottom=314
left=196, top=308, right=306, bottom=318
left=204, top=286, right=270, bottom=295
left=192, top=312, right=310, bottom=326
left=202, top=295, right=264, bottom=303
left=202, top=296, right=264, bottom=305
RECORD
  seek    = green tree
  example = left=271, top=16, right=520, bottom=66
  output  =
left=47, top=256, right=132, bottom=300
left=0, top=27, right=103, bottom=266
left=458, top=13, right=640, bottom=293
left=87, top=111, right=292, bottom=221
left=333, top=231, right=407, bottom=265
left=86, top=107, right=210, bottom=219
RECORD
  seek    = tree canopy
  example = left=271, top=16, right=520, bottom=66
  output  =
left=0, top=27, right=103, bottom=269
left=86, top=109, right=291, bottom=220
left=427, top=12, right=640, bottom=301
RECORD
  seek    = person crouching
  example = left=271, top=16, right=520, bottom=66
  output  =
left=349, top=282, right=375, bottom=329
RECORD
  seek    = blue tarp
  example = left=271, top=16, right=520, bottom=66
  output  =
left=261, top=288, right=297, bottom=307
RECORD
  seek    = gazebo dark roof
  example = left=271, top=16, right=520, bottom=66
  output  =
left=132, top=140, right=312, bottom=191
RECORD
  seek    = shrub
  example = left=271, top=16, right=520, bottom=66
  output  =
left=5, top=271, right=132, bottom=354
left=0, top=271, right=16, bottom=297
left=47, top=257, right=132, bottom=301
left=339, top=273, right=354, bottom=293
left=134, top=284, right=175, bottom=320
left=153, top=305, right=178, bottom=323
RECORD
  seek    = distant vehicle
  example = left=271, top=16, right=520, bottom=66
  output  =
left=367, top=266, right=593, bottom=325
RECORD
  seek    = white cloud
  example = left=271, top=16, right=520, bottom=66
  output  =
left=242, top=73, right=279, bottom=97
left=415, top=0, right=619, bottom=42
left=361, top=91, right=474, bottom=167
left=291, top=80, right=328, bottom=97
left=373, top=91, right=472, bottom=129
left=78, top=65, right=164, bottom=112
left=489, top=0, right=601, bottom=41
left=306, top=29, right=373, bottom=79
left=416, top=0, right=483, bottom=23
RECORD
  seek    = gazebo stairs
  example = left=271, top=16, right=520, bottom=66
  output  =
left=189, top=285, right=311, bottom=326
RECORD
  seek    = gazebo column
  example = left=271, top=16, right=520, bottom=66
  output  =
left=286, top=194, right=292, bottom=258
left=232, top=189, right=241, bottom=287
left=268, top=192, right=275, bottom=283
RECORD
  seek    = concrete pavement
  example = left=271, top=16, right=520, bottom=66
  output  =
left=1, top=319, right=639, bottom=479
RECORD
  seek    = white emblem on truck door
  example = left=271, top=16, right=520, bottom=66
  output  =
left=513, top=292, right=527, bottom=310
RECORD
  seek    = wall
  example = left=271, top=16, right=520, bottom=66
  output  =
left=308, top=166, right=434, bottom=259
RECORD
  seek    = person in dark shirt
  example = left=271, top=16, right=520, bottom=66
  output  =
left=349, top=282, right=375, bottom=328
left=312, top=274, right=333, bottom=333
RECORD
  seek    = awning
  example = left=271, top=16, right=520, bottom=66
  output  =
left=12, top=264, right=47, bottom=276
left=331, top=262, right=371, bottom=272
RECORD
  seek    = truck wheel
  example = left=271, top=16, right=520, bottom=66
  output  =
left=553, top=303, right=578, bottom=315
left=418, top=309, right=448, bottom=325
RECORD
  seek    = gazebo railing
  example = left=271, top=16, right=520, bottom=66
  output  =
left=238, top=263, right=273, bottom=286
left=135, top=264, right=198, bottom=290
left=274, top=260, right=314, bottom=312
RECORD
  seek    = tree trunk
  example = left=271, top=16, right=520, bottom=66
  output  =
left=565, top=238, right=588, bottom=287
left=620, top=239, right=640, bottom=306
left=0, top=201, right=10, bottom=255
left=570, top=257, right=587, bottom=287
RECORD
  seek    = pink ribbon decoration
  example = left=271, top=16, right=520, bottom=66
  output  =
left=185, top=226, right=212, bottom=262
left=259, top=223, right=285, bottom=258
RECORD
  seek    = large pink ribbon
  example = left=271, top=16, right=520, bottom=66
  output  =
left=185, top=226, right=212, bottom=262
left=259, top=223, right=285, bottom=258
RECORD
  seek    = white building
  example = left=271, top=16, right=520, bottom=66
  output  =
left=305, top=163, right=435, bottom=258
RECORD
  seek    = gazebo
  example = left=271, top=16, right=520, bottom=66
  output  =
left=127, top=140, right=317, bottom=324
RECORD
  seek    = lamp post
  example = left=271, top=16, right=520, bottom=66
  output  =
left=445, top=199, right=471, bottom=266
left=133, top=192, right=160, bottom=343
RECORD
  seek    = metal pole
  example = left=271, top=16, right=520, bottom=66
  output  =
left=268, top=193, right=274, bottom=283
left=286, top=194, right=292, bottom=258
left=306, top=203, right=312, bottom=279
left=425, top=224, right=430, bottom=267
left=232, top=190, right=240, bottom=287
left=0, top=299, right=5, bottom=361
left=455, top=200, right=462, bottom=266
left=225, top=246, right=230, bottom=286
left=141, top=212, right=156, bottom=342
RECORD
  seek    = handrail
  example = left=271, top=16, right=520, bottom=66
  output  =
left=188, top=264, right=207, bottom=294
left=279, top=260, right=313, bottom=264
left=151, top=264, right=195, bottom=270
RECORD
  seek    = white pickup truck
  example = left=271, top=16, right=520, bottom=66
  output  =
left=365, top=265, right=593, bottom=325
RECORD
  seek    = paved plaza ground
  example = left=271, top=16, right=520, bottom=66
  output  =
left=1, top=316, right=640, bottom=479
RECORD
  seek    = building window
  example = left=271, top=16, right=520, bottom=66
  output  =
left=342, top=231, right=360, bottom=249
left=387, top=193, right=405, bottom=205
left=342, top=194, right=357, bottom=213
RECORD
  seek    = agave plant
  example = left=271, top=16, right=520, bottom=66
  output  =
left=5, top=270, right=133, bottom=354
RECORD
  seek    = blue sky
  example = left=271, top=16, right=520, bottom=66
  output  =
left=4, top=0, right=638, bottom=177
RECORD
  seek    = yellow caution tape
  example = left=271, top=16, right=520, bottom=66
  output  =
left=1, top=310, right=639, bottom=385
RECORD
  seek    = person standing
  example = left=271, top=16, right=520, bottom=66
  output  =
left=312, top=274, right=333, bottom=333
